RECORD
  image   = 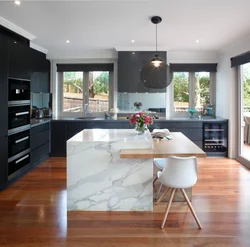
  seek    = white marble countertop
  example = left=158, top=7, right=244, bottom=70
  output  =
left=68, top=129, right=153, bottom=150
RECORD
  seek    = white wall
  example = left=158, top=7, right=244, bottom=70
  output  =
left=216, top=34, right=250, bottom=158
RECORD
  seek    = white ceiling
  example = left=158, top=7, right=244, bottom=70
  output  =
left=1, top=0, right=250, bottom=58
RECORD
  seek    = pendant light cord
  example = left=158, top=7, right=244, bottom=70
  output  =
left=155, top=23, right=158, bottom=53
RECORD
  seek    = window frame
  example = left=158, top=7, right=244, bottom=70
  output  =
left=170, top=72, right=216, bottom=117
left=58, top=70, right=114, bottom=117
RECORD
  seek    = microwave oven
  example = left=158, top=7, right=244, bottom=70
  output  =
left=8, top=78, right=30, bottom=105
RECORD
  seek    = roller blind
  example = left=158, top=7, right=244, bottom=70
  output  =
left=57, top=63, right=114, bottom=72
left=170, top=63, right=217, bottom=72
left=231, top=51, right=250, bottom=67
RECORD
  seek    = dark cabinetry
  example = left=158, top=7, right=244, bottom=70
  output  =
left=30, top=122, right=50, bottom=165
left=0, top=34, right=9, bottom=188
left=118, top=51, right=166, bottom=93
left=30, top=48, right=50, bottom=93
left=8, top=41, right=31, bottom=80
left=150, top=121, right=203, bottom=148
left=51, top=121, right=67, bottom=157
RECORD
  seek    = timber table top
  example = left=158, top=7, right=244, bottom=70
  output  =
left=120, top=132, right=206, bottom=159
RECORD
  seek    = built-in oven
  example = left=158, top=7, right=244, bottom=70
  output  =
left=8, top=129, right=30, bottom=158
left=8, top=78, right=30, bottom=105
left=8, top=105, right=30, bottom=134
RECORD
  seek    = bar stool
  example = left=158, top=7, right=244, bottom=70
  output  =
left=152, top=129, right=169, bottom=197
left=156, top=156, right=202, bottom=229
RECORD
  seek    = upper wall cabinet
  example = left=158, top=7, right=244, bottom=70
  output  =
left=30, top=48, right=50, bottom=93
left=8, top=40, right=31, bottom=80
left=118, top=51, right=167, bottom=93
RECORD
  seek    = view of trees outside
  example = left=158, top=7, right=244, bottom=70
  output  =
left=195, top=72, right=210, bottom=107
left=173, top=72, right=210, bottom=112
left=242, top=63, right=250, bottom=112
left=63, top=71, right=109, bottom=112
left=173, top=72, right=189, bottom=112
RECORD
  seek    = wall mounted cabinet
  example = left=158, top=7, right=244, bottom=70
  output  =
left=8, top=41, right=31, bottom=80
left=30, top=48, right=50, bottom=93
left=118, top=51, right=167, bottom=93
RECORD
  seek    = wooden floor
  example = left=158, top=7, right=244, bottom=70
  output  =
left=1, top=158, right=250, bottom=247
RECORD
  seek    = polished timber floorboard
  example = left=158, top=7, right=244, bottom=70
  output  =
left=1, top=157, right=250, bottom=247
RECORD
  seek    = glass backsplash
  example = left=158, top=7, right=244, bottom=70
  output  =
left=117, top=92, right=166, bottom=112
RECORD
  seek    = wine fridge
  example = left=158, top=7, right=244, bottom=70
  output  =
left=203, top=122, right=228, bottom=156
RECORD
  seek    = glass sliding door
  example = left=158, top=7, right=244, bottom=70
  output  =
left=239, top=63, right=250, bottom=164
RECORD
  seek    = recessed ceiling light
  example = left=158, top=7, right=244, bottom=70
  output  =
left=196, top=40, right=200, bottom=43
left=131, top=40, right=135, bottom=43
left=66, top=40, right=70, bottom=43
left=14, top=1, right=21, bottom=5
left=132, top=52, right=135, bottom=55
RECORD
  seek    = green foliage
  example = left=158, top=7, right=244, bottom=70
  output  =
left=173, top=72, right=189, bottom=102
left=244, top=78, right=250, bottom=106
left=93, top=72, right=109, bottom=95
left=63, top=72, right=83, bottom=93
left=198, top=76, right=210, bottom=105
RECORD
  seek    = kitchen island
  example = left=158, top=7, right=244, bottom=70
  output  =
left=67, top=129, right=154, bottom=211
left=67, top=129, right=206, bottom=212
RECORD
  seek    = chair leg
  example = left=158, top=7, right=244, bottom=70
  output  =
left=161, top=188, right=176, bottom=229
left=180, top=188, right=202, bottom=229
left=153, top=176, right=158, bottom=192
left=156, top=183, right=163, bottom=200
left=156, top=187, right=171, bottom=205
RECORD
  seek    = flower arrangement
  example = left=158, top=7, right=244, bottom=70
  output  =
left=129, top=112, right=153, bottom=133
left=134, top=101, right=142, bottom=108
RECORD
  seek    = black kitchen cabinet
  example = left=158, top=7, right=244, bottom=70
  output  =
left=118, top=51, right=167, bottom=93
left=30, top=48, right=50, bottom=93
left=8, top=40, right=30, bottom=80
left=66, top=122, right=85, bottom=140
left=0, top=34, right=9, bottom=188
left=51, top=121, right=67, bottom=157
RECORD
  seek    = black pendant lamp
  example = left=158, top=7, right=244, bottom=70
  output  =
left=140, top=16, right=172, bottom=89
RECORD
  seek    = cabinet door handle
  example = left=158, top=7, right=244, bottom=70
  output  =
left=15, top=111, right=29, bottom=116
left=15, top=154, right=29, bottom=164
left=15, top=136, right=29, bottom=144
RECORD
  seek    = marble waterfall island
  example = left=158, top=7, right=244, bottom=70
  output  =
left=67, top=129, right=153, bottom=211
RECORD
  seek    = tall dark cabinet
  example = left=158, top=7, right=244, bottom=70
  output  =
left=8, top=41, right=31, bottom=80
left=30, top=48, right=50, bottom=93
left=118, top=51, right=167, bottom=93
left=0, top=28, right=51, bottom=190
left=0, top=34, right=9, bottom=188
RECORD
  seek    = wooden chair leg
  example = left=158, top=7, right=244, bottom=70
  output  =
left=161, top=188, right=176, bottom=229
left=156, top=183, right=163, bottom=200
left=180, top=188, right=202, bottom=229
left=153, top=176, right=158, bottom=192
left=156, top=187, right=171, bottom=205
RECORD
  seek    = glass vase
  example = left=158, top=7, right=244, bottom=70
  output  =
left=135, top=124, right=147, bottom=134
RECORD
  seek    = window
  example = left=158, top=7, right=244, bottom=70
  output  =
left=62, top=71, right=109, bottom=113
left=173, top=72, right=189, bottom=112
left=173, top=72, right=211, bottom=113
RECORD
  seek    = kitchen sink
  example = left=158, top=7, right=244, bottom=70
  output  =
left=75, top=117, right=96, bottom=120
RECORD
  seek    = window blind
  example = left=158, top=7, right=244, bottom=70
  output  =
left=57, top=63, right=114, bottom=72
left=170, top=63, right=217, bottom=72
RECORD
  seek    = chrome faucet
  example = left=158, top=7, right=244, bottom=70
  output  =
left=84, top=104, right=91, bottom=117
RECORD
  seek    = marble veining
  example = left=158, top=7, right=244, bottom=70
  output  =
left=67, top=129, right=153, bottom=211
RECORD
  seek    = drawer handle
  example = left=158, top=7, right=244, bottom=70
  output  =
left=15, top=154, right=29, bottom=164
left=15, top=136, right=29, bottom=144
left=15, top=111, right=29, bottom=116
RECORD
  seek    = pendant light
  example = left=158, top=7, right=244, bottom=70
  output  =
left=140, top=16, right=172, bottom=89
left=151, top=16, right=163, bottom=67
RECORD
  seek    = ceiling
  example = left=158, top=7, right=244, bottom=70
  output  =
left=1, top=0, right=250, bottom=58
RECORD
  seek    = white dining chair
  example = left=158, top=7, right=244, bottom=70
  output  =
left=156, top=156, right=202, bottom=229
left=152, top=129, right=169, bottom=197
